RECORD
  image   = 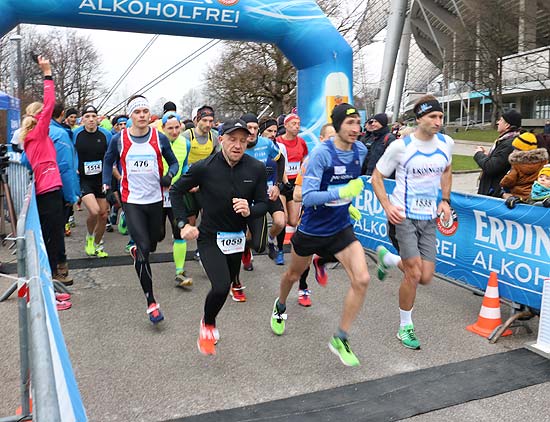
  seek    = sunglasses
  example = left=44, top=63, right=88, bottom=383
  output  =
left=367, top=119, right=376, bottom=124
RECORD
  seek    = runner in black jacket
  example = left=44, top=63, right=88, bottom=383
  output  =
left=170, top=119, right=268, bottom=355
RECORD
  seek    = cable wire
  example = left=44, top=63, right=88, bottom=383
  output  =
left=97, top=34, right=160, bottom=111
left=104, top=39, right=221, bottom=116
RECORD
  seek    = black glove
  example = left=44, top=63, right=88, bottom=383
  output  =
left=543, top=197, right=550, bottom=208
left=505, top=196, right=521, bottom=209
left=161, top=173, right=173, bottom=187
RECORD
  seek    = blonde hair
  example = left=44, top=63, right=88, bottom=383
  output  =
left=19, top=102, right=43, bottom=145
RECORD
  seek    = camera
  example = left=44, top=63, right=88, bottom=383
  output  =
left=0, top=144, right=9, bottom=171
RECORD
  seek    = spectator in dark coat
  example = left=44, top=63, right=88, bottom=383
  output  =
left=360, top=113, right=395, bottom=176
left=474, top=110, right=521, bottom=196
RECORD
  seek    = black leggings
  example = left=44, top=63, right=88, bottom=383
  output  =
left=36, top=189, right=64, bottom=275
left=123, top=201, right=163, bottom=306
left=198, top=235, right=241, bottom=326
left=159, top=207, right=181, bottom=242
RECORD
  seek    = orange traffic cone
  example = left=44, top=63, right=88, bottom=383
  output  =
left=15, top=397, right=32, bottom=417
left=466, top=272, right=512, bottom=338
left=283, top=225, right=295, bottom=245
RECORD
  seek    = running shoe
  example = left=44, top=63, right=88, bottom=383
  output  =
left=312, top=255, right=327, bottom=286
left=105, top=223, right=113, bottom=233
left=397, top=324, right=420, bottom=349
left=94, top=243, right=109, bottom=258
left=125, top=240, right=135, bottom=254
left=270, top=298, right=287, bottom=336
left=230, top=283, right=247, bottom=302
left=242, top=247, right=253, bottom=271
left=275, top=250, right=285, bottom=265
left=56, top=300, right=72, bottom=311
left=175, top=271, right=193, bottom=288
left=198, top=319, right=217, bottom=355
left=267, top=242, right=278, bottom=260
left=118, top=212, right=128, bottom=235
left=68, top=215, right=76, bottom=227
left=147, top=303, right=164, bottom=324
left=129, top=245, right=137, bottom=261
left=376, top=245, right=389, bottom=281
left=55, top=292, right=71, bottom=302
left=64, top=223, right=71, bottom=237
left=298, top=289, right=312, bottom=307
left=329, top=336, right=360, bottom=367
left=85, top=235, right=96, bottom=256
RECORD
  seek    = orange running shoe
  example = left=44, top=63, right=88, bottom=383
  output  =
left=230, top=283, right=247, bottom=302
left=198, top=320, right=217, bottom=355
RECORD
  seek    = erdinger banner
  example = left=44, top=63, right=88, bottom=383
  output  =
left=354, top=179, right=550, bottom=310
left=0, top=0, right=352, bottom=146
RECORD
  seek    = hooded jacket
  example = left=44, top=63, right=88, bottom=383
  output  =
left=474, top=130, right=518, bottom=196
left=500, top=148, right=549, bottom=200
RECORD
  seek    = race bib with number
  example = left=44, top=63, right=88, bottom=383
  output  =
left=409, top=197, right=434, bottom=216
left=84, top=160, right=102, bottom=176
left=216, top=231, right=245, bottom=255
left=127, top=154, right=155, bottom=174
left=162, top=188, right=171, bottom=208
left=286, top=161, right=300, bottom=176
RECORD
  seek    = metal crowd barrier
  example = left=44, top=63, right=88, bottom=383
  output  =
left=7, top=159, right=32, bottom=216
left=0, top=182, right=62, bottom=422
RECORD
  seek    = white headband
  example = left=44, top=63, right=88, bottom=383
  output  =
left=127, top=97, right=150, bottom=116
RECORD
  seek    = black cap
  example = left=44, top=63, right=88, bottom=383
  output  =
left=240, top=113, right=258, bottom=124
left=372, top=113, right=388, bottom=127
left=331, top=103, right=359, bottom=132
left=502, top=109, right=522, bottom=129
left=221, top=119, right=251, bottom=136
left=163, top=101, right=177, bottom=114
left=65, top=107, right=78, bottom=117
left=81, top=104, right=98, bottom=115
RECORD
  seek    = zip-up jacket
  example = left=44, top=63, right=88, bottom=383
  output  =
left=170, top=151, right=268, bottom=237
left=49, top=119, right=79, bottom=204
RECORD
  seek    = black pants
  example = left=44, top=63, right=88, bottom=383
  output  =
left=36, top=189, right=64, bottom=275
left=123, top=201, right=163, bottom=306
left=159, top=207, right=181, bottom=242
left=198, top=235, right=242, bottom=326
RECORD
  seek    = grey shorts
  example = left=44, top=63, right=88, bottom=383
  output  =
left=389, top=218, right=436, bottom=262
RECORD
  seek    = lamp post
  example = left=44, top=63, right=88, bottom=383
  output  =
left=8, top=33, right=22, bottom=99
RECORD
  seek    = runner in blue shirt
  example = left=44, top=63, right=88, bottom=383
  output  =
left=270, top=104, right=371, bottom=367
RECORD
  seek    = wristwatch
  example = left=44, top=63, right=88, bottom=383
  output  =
left=441, top=198, right=451, bottom=205
left=176, top=220, right=186, bottom=230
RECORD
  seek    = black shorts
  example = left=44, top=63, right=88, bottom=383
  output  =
left=291, top=226, right=357, bottom=257
left=268, top=196, right=284, bottom=214
left=80, top=177, right=105, bottom=199
left=281, top=179, right=296, bottom=202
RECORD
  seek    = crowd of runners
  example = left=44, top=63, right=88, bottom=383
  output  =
left=17, top=55, right=455, bottom=366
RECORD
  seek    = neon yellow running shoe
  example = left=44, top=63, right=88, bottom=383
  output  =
left=94, top=243, right=109, bottom=258
left=85, top=235, right=96, bottom=256
left=270, top=298, right=286, bottom=336
left=376, top=245, right=389, bottom=281
left=329, top=336, right=360, bottom=367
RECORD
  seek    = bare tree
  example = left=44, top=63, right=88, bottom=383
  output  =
left=180, top=87, right=205, bottom=119
left=0, top=26, right=104, bottom=110
left=203, top=0, right=363, bottom=118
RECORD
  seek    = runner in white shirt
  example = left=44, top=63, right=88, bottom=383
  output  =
left=371, top=95, right=453, bottom=350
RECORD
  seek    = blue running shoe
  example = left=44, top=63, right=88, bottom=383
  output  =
left=147, top=303, right=164, bottom=324
left=275, top=250, right=285, bottom=265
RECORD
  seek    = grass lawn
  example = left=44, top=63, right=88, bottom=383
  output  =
left=452, top=154, right=478, bottom=171
left=450, top=128, right=498, bottom=142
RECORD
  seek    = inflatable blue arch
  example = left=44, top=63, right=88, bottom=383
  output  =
left=0, top=0, right=353, bottom=144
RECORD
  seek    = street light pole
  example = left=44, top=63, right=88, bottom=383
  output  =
left=8, top=33, right=22, bottom=99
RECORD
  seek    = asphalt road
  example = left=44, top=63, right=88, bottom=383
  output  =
left=0, top=170, right=547, bottom=422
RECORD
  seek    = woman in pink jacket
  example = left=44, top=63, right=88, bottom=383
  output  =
left=19, top=56, right=71, bottom=310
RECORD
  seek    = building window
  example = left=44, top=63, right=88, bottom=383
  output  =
left=535, top=98, right=550, bottom=119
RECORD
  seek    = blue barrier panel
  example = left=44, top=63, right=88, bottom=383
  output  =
left=353, top=179, right=550, bottom=310
left=25, top=185, right=87, bottom=422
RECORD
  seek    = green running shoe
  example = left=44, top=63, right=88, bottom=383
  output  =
left=376, top=245, right=389, bottom=281
left=94, top=244, right=109, bottom=258
left=118, top=211, right=128, bottom=235
left=270, top=298, right=286, bottom=336
left=397, top=324, right=421, bottom=349
left=329, top=336, right=360, bottom=367
left=85, top=235, right=96, bottom=256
